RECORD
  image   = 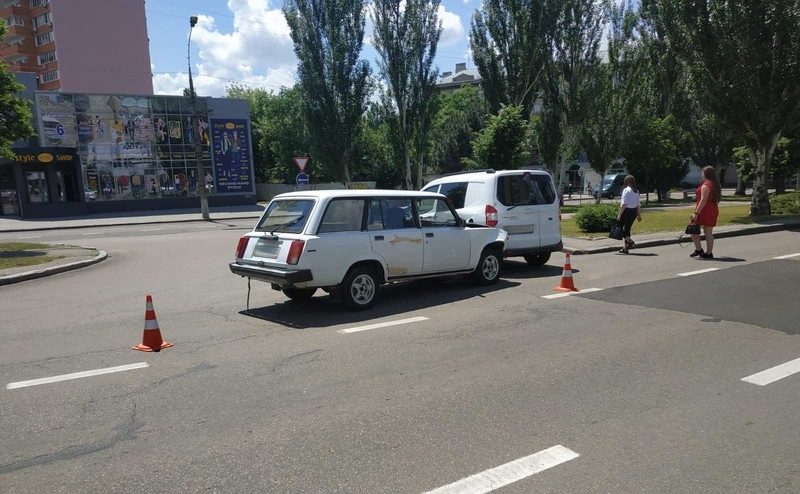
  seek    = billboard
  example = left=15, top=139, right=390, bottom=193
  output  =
left=36, top=93, right=78, bottom=147
left=211, top=119, right=253, bottom=194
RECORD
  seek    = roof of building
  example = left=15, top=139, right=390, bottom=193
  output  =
left=436, top=67, right=482, bottom=87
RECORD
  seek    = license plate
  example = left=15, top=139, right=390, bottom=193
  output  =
left=253, top=238, right=281, bottom=259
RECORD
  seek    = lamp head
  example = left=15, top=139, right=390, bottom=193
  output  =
left=190, top=16, right=198, bottom=27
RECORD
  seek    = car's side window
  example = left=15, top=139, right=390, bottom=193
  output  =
left=381, top=198, right=417, bottom=229
left=367, top=199, right=384, bottom=231
left=438, top=182, right=468, bottom=209
left=416, top=198, right=458, bottom=227
left=317, top=198, right=366, bottom=233
left=497, top=175, right=546, bottom=206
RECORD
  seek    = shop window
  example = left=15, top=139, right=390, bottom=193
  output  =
left=26, top=171, right=49, bottom=203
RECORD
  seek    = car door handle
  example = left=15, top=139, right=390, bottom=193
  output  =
left=374, top=235, right=384, bottom=241
left=425, top=232, right=434, bottom=238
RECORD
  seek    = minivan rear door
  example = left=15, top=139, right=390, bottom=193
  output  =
left=495, top=174, right=541, bottom=250
left=531, top=174, right=561, bottom=248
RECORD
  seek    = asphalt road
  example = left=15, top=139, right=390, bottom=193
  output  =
left=1, top=222, right=799, bottom=492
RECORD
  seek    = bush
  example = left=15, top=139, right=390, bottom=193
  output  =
left=574, top=204, right=619, bottom=233
left=769, top=192, right=800, bottom=215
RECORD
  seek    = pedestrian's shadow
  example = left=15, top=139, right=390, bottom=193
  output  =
left=618, top=252, right=659, bottom=257
left=697, top=256, right=746, bottom=263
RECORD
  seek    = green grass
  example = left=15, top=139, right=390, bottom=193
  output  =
left=562, top=204, right=798, bottom=238
left=0, top=242, right=62, bottom=270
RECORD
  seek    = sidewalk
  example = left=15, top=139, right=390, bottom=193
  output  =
left=564, top=217, right=800, bottom=255
left=0, top=205, right=265, bottom=233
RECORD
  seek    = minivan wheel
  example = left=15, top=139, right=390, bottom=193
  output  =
left=282, top=287, right=317, bottom=301
left=524, top=252, right=551, bottom=266
left=474, top=248, right=501, bottom=285
left=342, top=266, right=379, bottom=310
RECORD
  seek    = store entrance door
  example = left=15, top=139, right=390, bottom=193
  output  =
left=0, top=165, right=20, bottom=216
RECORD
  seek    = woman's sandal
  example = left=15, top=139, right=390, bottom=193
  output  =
left=619, top=248, right=629, bottom=254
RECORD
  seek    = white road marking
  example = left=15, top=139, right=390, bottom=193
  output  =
left=337, top=316, right=429, bottom=334
left=741, top=357, right=800, bottom=386
left=677, top=267, right=720, bottom=277
left=774, top=253, right=800, bottom=260
left=141, top=228, right=164, bottom=232
left=196, top=224, right=216, bottom=228
left=6, top=362, right=149, bottom=390
left=542, top=288, right=603, bottom=299
left=423, top=445, right=580, bottom=494
left=81, top=232, right=102, bottom=235
left=16, top=235, right=41, bottom=239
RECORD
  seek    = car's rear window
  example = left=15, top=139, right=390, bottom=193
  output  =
left=497, top=174, right=556, bottom=206
left=256, top=199, right=314, bottom=233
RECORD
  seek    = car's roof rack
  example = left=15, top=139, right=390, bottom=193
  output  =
left=437, top=168, right=496, bottom=178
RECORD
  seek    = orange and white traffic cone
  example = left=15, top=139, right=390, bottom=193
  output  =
left=554, top=252, right=579, bottom=292
left=132, top=294, right=173, bottom=352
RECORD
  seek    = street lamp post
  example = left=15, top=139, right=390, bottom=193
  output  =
left=188, top=15, right=210, bottom=220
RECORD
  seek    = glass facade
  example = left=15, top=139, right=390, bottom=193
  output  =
left=34, top=92, right=216, bottom=202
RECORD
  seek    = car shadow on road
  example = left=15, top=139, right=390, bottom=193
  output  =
left=501, top=261, right=573, bottom=280
left=239, top=278, right=521, bottom=329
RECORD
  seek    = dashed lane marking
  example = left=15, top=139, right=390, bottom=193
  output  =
left=141, top=228, right=165, bottom=232
left=15, top=235, right=41, bottom=239
left=337, top=316, right=429, bottom=334
left=541, top=288, right=603, bottom=300
left=422, top=445, right=580, bottom=494
left=774, top=253, right=800, bottom=260
left=6, top=362, right=149, bottom=390
left=741, top=357, right=800, bottom=386
left=677, top=267, right=720, bottom=277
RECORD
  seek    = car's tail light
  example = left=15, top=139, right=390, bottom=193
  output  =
left=485, top=205, right=499, bottom=227
left=235, top=236, right=249, bottom=259
left=286, top=240, right=305, bottom=265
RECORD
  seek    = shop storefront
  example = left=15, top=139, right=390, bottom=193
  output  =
left=3, top=92, right=256, bottom=218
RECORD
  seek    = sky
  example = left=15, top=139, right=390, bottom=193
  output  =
left=146, top=0, right=477, bottom=97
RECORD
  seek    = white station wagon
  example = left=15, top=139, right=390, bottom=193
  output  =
left=230, top=190, right=508, bottom=310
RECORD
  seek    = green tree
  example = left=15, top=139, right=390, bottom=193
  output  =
left=624, top=114, right=687, bottom=201
left=428, top=86, right=486, bottom=174
left=352, top=103, right=405, bottom=188
left=541, top=0, right=605, bottom=193
left=284, top=0, right=371, bottom=185
left=372, top=0, right=442, bottom=189
left=734, top=136, right=800, bottom=195
left=467, top=105, right=530, bottom=169
left=227, top=84, right=313, bottom=184
left=470, top=0, right=557, bottom=119
left=658, top=0, right=800, bottom=215
left=0, top=24, right=34, bottom=159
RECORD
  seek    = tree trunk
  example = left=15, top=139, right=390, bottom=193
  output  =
left=416, top=155, right=424, bottom=190
left=749, top=134, right=781, bottom=216
left=735, top=172, right=747, bottom=196
left=774, top=171, right=787, bottom=194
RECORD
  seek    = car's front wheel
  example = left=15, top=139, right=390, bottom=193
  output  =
left=524, top=252, right=551, bottom=266
left=282, top=287, right=317, bottom=301
left=474, top=248, right=502, bottom=285
left=342, top=266, right=379, bottom=310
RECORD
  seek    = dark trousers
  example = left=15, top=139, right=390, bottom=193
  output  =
left=619, top=207, right=638, bottom=238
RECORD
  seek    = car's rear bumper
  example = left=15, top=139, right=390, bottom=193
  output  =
left=229, top=262, right=313, bottom=285
left=504, top=241, right=563, bottom=257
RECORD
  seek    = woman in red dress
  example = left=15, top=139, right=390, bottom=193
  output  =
left=690, top=166, right=722, bottom=259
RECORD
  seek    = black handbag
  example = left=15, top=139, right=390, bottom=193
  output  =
left=609, top=224, right=624, bottom=240
left=685, top=223, right=701, bottom=235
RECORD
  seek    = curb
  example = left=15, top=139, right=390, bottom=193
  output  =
left=565, top=221, right=800, bottom=255
left=0, top=214, right=261, bottom=234
left=0, top=250, right=108, bottom=286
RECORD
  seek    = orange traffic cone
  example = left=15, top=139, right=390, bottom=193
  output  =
left=132, top=295, right=173, bottom=352
left=554, top=252, right=579, bottom=292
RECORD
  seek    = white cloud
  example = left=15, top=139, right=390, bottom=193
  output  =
left=153, top=0, right=297, bottom=96
left=438, top=5, right=465, bottom=46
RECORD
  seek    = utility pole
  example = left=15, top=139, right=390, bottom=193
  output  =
left=188, top=16, right=210, bottom=220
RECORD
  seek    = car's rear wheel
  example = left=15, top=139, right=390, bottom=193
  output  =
left=282, top=287, right=317, bottom=301
left=524, top=252, right=551, bottom=266
left=342, top=266, right=379, bottom=310
left=474, top=248, right=501, bottom=285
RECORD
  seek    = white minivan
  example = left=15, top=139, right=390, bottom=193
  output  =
left=423, top=169, right=562, bottom=266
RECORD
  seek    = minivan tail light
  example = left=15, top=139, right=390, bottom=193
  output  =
left=286, top=240, right=305, bottom=265
left=235, top=236, right=249, bottom=259
left=485, top=204, right=499, bottom=227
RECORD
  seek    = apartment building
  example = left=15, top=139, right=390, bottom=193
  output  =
left=1, top=0, right=153, bottom=94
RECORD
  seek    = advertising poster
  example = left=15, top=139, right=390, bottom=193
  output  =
left=36, top=93, right=78, bottom=147
left=211, top=119, right=253, bottom=194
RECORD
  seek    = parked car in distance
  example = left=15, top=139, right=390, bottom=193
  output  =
left=229, top=190, right=508, bottom=310
left=594, top=174, right=626, bottom=199
left=422, top=169, right=562, bottom=266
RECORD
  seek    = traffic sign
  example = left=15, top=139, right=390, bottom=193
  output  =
left=296, top=172, right=310, bottom=185
left=293, top=156, right=309, bottom=172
